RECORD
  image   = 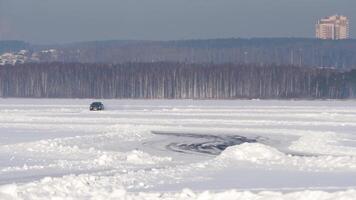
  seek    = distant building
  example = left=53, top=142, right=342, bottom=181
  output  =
left=316, top=15, right=349, bottom=40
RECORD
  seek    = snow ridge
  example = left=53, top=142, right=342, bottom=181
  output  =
left=217, top=143, right=356, bottom=171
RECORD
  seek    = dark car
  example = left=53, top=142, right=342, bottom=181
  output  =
left=90, top=102, right=104, bottom=111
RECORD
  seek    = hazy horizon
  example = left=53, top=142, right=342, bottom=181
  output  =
left=0, top=0, right=355, bottom=44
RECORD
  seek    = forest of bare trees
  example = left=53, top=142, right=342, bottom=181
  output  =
left=0, top=62, right=354, bottom=99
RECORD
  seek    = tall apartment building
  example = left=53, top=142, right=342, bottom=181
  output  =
left=316, top=15, right=349, bottom=40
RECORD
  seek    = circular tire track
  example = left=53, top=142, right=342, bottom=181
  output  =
left=152, top=132, right=261, bottom=155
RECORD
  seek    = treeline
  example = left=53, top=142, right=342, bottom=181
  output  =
left=0, top=41, right=30, bottom=54
left=0, top=62, right=355, bottom=99
left=3, top=39, right=356, bottom=69
left=48, top=38, right=356, bottom=69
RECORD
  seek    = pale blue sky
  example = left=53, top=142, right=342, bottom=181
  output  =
left=0, top=0, right=355, bottom=44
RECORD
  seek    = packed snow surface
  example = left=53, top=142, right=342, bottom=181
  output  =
left=0, top=99, right=356, bottom=199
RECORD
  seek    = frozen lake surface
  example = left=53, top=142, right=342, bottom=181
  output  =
left=1, top=99, right=356, bottom=199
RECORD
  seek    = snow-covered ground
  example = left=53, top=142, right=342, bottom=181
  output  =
left=0, top=99, right=356, bottom=199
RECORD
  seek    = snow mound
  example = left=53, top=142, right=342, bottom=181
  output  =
left=0, top=175, right=126, bottom=200
left=216, top=143, right=356, bottom=171
left=289, top=132, right=356, bottom=156
left=0, top=184, right=18, bottom=200
left=1, top=177, right=356, bottom=200
left=218, top=143, right=284, bottom=162
left=165, top=189, right=356, bottom=200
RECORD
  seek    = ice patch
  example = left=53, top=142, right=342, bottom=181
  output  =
left=103, top=124, right=153, bottom=142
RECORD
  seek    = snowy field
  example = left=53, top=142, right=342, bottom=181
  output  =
left=1, top=99, right=356, bottom=199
